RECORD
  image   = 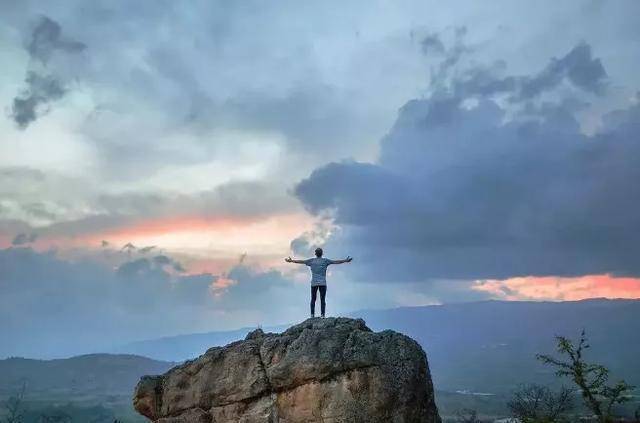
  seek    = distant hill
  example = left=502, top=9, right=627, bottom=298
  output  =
left=114, top=325, right=287, bottom=362
left=357, top=298, right=640, bottom=394
left=0, top=353, right=173, bottom=396
left=114, top=298, right=640, bottom=395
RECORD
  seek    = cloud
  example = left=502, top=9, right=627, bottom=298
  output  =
left=415, top=28, right=607, bottom=108
left=26, top=16, right=85, bottom=61
left=474, top=275, right=640, bottom=302
left=0, top=243, right=526, bottom=360
left=214, top=264, right=303, bottom=310
left=294, top=42, right=640, bottom=283
left=11, top=72, right=67, bottom=128
left=11, top=232, right=37, bottom=245
left=515, top=42, right=607, bottom=99
left=0, top=245, right=320, bottom=358
left=289, top=219, right=335, bottom=257
left=0, top=175, right=297, bottom=241
left=1, top=1, right=442, bottom=183
left=207, top=262, right=438, bottom=324
left=434, top=39, right=607, bottom=102
left=421, top=33, right=445, bottom=56
left=0, top=246, right=218, bottom=358
left=153, top=254, right=185, bottom=272
left=11, top=16, right=86, bottom=128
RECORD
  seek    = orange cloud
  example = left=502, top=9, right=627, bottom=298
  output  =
left=0, top=234, right=13, bottom=249
left=474, top=274, right=640, bottom=301
left=1, top=216, right=263, bottom=254
left=85, top=215, right=253, bottom=242
left=74, top=212, right=315, bottom=269
left=210, top=276, right=237, bottom=298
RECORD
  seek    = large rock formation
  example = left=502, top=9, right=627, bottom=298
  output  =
left=133, top=317, right=440, bottom=423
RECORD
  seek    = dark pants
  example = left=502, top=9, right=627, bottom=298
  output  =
left=310, top=285, right=327, bottom=316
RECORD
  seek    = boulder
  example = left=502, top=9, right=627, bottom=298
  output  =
left=133, top=317, right=440, bottom=423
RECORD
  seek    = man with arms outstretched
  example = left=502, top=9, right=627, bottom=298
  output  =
left=285, top=248, right=352, bottom=318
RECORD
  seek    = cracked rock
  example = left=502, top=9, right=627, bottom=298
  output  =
left=133, top=317, right=440, bottom=423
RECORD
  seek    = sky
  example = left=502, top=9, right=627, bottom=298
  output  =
left=1, top=0, right=640, bottom=358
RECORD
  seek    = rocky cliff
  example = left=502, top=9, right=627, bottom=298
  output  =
left=133, top=317, right=440, bottom=423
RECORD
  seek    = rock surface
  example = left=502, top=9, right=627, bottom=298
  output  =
left=133, top=317, right=440, bottom=423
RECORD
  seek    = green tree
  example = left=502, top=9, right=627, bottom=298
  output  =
left=537, top=330, right=634, bottom=422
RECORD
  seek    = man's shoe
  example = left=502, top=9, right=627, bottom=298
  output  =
left=321, top=314, right=325, bottom=318
left=310, top=314, right=315, bottom=319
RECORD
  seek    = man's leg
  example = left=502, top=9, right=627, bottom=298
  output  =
left=319, top=285, right=327, bottom=317
left=310, top=285, right=318, bottom=317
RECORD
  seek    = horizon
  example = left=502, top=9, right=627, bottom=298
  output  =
left=3, top=296, right=639, bottom=361
left=2, top=1, right=640, bottom=359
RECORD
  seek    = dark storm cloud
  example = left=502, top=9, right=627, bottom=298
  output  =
left=421, top=33, right=445, bottom=56
left=27, top=16, right=86, bottom=62
left=450, top=42, right=607, bottom=101
left=11, top=16, right=85, bottom=128
left=428, top=27, right=473, bottom=90
left=419, top=30, right=606, bottom=105
left=518, top=42, right=607, bottom=98
left=294, top=43, right=640, bottom=282
left=12, top=72, right=66, bottom=128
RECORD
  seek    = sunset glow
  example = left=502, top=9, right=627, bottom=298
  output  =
left=474, top=275, right=640, bottom=301
left=87, top=213, right=315, bottom=255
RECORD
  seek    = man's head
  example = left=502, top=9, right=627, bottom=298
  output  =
left=315, top=247, right=323, bottom=257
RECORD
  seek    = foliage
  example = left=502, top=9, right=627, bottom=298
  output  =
left=536, top=330, right=634, bottom=422
left=507, top=384, right=573, bottom=423
left=1, top=383, right=120, bottom=423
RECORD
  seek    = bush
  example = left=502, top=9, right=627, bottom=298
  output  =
left=507, top=384, right=574, bottom=423
left=537, top=330, right=634, bottom=423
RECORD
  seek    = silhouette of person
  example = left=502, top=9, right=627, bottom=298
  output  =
left=285, top=247, right=353, bottom=318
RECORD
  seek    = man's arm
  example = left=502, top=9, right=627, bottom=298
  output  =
left=285, top=256, right=307, bottom=264
left=330, top=256, right=353, bottom=264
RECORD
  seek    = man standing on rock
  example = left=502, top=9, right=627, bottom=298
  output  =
left=285, top=248, right=353, bottom=318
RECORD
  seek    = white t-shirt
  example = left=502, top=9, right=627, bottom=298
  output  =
left=304, top=257, right=335, bottom=286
